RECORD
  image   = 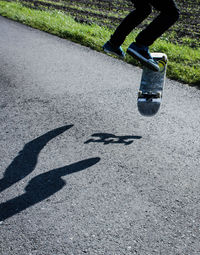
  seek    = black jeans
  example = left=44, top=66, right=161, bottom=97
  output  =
left=110, top=0, right=180, bottom=47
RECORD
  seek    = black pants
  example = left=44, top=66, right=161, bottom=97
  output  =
left=110, top=0, right=180, bottom=47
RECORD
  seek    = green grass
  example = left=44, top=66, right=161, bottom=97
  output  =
left=0, top=1, right=200, bottom=86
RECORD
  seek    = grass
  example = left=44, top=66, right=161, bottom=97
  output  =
left=14, top=0, right=200, bottom=47
left=0, top=0, right=200, bottom=86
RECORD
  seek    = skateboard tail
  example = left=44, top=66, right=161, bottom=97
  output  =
left=137, top=98, right=161, bottom=117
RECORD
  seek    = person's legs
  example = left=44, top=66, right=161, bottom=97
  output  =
left=126, top=0, right=179, bottom=71
left=103, top=0, right=179, bottom=71
left=110, top=0, right=152, bottom=48
left=136, top=0, right=180, bottom=46
left=103, top=0, right=152, bottom=59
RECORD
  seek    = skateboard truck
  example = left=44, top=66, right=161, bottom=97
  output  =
left=138, top=91, right=162, bottom=99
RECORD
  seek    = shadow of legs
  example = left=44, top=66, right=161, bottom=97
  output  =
left=0, top=125, right=73, bottom=192
left=0, top=157, right=100, bottom=221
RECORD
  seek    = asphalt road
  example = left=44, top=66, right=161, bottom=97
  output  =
left=0, top=16, right=200, bottom=255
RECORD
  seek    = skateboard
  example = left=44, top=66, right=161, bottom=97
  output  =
left=137, top=53, right=168, bottom=117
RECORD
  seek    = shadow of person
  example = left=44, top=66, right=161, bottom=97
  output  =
left=85, top=133, right=142, bottom=145
left=0, top=125, right=73, bottom=193
left=0, top=157, right=100, bottom=221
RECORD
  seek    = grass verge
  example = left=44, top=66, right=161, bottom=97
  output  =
left=0, top=1, right=199, bottom=86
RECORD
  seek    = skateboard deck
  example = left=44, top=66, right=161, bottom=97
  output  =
left=137, top=53, right=168, bottom=117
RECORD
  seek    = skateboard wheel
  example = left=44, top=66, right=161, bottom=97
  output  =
left=157, top=92, right=162, bottom=98
left=138, top=90, right=142, bottom=97
left=162, top=55, right=168, bottom=62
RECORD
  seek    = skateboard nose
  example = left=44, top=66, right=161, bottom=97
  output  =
left=158, top=56, right=168, bottom=72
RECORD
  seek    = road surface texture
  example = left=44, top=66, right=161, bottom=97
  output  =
left=0, top=16, right=200, bottom=255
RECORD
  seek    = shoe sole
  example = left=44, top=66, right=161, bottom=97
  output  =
left=127, top=48, right=160, bottom=72
left=103, top=47, right=125, bottom=60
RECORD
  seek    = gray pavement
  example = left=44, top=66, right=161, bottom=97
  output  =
left=0, top=16, right=200, bottom=255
